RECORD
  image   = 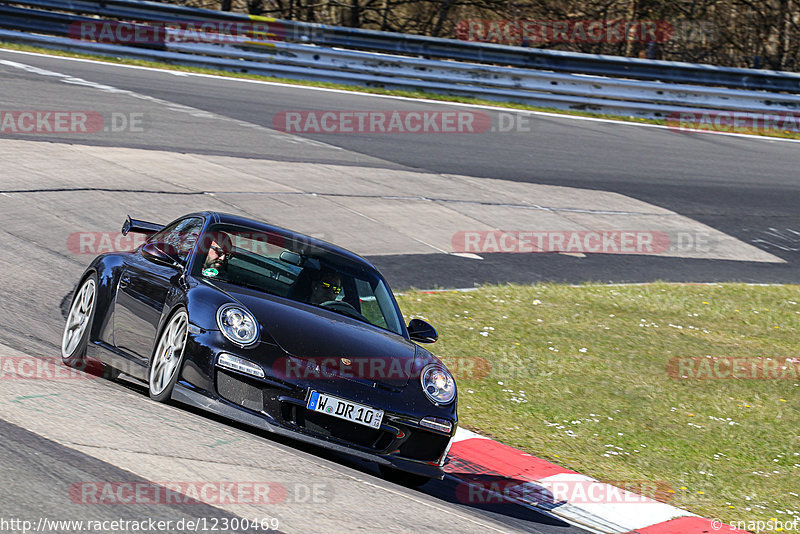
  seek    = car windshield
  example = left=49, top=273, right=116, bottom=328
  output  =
left=191, top=224, right=405, bottom=336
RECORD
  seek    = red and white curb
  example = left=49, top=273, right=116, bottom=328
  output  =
left=444, top=428, right=748, bottom=533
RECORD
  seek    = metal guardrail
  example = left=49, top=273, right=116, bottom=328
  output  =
left=1, top=0, right=800, bottom=119
left=6, top=0, right=800, bottom=93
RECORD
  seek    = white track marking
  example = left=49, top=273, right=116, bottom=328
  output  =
left=0, top=57, right=340, bottom=150
left=534, top=473, right=692, bottom=533
left=453, top=427, right=490, bottom=442
left=449, top=428, right=693, bottom=533
left=2, top=47, right=799, bottom=144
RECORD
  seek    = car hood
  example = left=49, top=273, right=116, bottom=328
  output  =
left=217, top=284, right=417, bottom=387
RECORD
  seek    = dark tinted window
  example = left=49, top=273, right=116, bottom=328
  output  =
left=193, top=224, right=403, bottom=335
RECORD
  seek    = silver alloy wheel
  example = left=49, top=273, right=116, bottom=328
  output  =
left=150, top=310, right=188, bottom=396
left=61, top=277, right=96, bottom=359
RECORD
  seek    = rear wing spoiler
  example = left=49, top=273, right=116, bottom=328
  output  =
left=121, top=215, right=164, bottom=236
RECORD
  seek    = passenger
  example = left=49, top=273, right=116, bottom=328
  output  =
left=308, top=270, right=342, bottom=305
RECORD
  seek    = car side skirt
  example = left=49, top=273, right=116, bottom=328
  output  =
left=86, top=340, right=148, bottom=381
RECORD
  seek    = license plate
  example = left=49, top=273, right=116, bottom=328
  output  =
left=307, top=391, right=384, bottom=429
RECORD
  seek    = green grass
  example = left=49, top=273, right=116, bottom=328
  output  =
left=3, top=40, right=800, bottom=141
left=396, top=283, right=799, bottom=531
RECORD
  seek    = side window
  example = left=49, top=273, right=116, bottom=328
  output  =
left=149, top=217, right=203, bottom=264
left=354, top=278, right=388, bottom=329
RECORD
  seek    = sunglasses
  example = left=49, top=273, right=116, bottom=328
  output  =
left=321, top=281, right=342, bottom=294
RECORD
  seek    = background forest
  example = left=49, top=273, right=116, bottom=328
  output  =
left=175, top=0, right=799, bottom=71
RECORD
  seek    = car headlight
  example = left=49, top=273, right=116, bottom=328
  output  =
left=420, top=364, right=456, bottom=405
left=216, top=304, right=259, bottom=347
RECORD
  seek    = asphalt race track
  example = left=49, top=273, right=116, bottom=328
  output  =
left=1, top=47, right=799, bottom=533
left=3, top=49, right=800, bottom=288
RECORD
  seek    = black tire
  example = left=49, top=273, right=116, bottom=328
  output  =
left=148, top=308, right=189, bottom=403
left=61, top=273, right=98, bottom=371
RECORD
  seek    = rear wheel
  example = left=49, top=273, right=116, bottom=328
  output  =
left=149, top=309, right=189, bottom=402
left=61, top=274, right=97, bottom=370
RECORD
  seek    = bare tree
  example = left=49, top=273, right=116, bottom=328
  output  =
left=173, top=0, right=800, bottom=71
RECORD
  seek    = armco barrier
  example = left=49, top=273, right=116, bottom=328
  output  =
left=6, top=0, right=800, bottom=92
left=2, top=0, right=800, bottom=119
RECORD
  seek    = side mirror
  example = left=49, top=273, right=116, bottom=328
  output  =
left=141, top=242, right=182, bottom=268
left=408, top=318, right=438, bottom=343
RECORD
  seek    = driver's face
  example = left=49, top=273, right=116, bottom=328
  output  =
left=205, top=240, right=229, bottom=269
left=310, top=275, right=341, bottom=304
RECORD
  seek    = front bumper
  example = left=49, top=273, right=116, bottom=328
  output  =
left=173, top=366, right=455, bottom=479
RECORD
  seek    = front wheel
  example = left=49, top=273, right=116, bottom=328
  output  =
left=61, top=274, right=97, bottom=369
left=149, top=309, right=189, bottom=402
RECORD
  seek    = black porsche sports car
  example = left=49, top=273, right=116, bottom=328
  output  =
left=61, top=212, right=457, bottom=483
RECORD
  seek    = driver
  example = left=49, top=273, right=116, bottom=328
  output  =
left=201, top=231, right=233, bottom=277
left=308, top=270, right=342, bottom=305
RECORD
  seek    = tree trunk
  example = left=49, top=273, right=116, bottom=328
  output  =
left=350, top=0, right=360, bottom=27
left=432, top=0, right=453, bottom=37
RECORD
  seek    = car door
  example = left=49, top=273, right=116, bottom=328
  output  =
left=113, top=217, right=203, bottom=365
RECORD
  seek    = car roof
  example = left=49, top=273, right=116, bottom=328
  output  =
left=189, top=211, right=377, bottom=270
